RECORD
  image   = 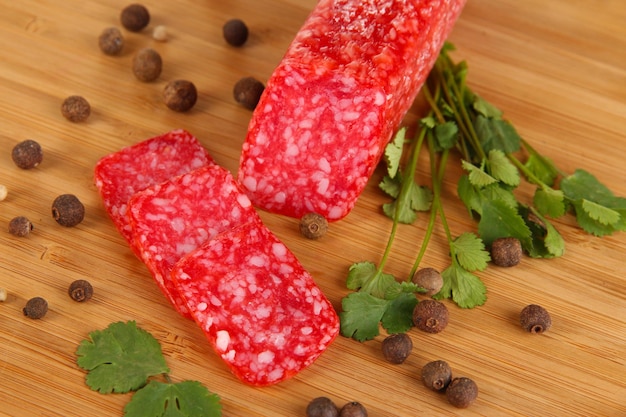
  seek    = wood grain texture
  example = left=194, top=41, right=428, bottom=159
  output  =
left=1, top=1, right=625, bottom=416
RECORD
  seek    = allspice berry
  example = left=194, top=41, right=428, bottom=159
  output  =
left=421, top=360, right=452, bottom=391
left=23, top=297, right=48, bottom=319
left=12, top=139, right=43, bottom=169
left=381, top=333, right=412, bottom=364
left=98, top=27, right=124, bottom=55
left=61, top=95, right=91, bottom=122
left=306, top=397, right=339, bottom=417
left=120, top=4, right=150, bottom=32
left=446, top=377, right=478, bottom=408
left=520, top=304, right=552, bottom=334
left=299, top=212, right=328, bottom=239
left=52, top=194, right=85, bottom=227
left=9, top=216, right=33, bottom=237
left=412, top=267, right=443, bottom=296
left=491, top=236, right=522, bottom=267
left=163, top=80, right=197, bottom=112
left=132, top=48, right=162, bottom=82
left=223, top=19, right=249, bottom=46
left=339, top=401, right=368, bottom=417
left=412, top=299, right=449, bottom=334
left=68, top=280, right=94, bottom=302
left=233, top=77, right=265, bottom=110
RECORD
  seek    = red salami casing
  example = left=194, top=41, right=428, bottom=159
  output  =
left=238, top=0, right=466, bottom=221
left=172, top=221, right=340, bottom=386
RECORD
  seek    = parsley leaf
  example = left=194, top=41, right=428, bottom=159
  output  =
left=339, top=292, right=389, bottom=342
left=473, top=115, right=522, bottom=154
left=434, top=263, right=487, bottom=308
left=382, top=181, right=432, bottom=224
left=124, top=380, right=221, bottom=417
left=384, top=127, right=407, bottom=179
left=76, top=321, right=169, bottom=394
left=380, top=293, right=419, bottom=334
left=452, top=233, right=490, bottom=272
left=533, top=187, right=566, bottom=218
left=462, top=160, right=497, bottom=187
left=478, top=199, right=533, bottom=249
left=487, top=149, right=520, bottom=187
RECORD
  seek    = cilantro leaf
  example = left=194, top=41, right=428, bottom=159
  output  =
left=560, top=169, right=616, bottom=205
left=385, top=281, right=426, bottom=299
left=382, top=181, right=432, bottom=224
left=487, top=149, right=520, bottom=187
left=519, top=205, right=565, bottom=258
left=434, top=263, right=487, bottom=308
left=434, top=121, right=458, bottom=150
left=346, top=261, right=396, bottom=299
left=523, top=152, right=559, bottom=187
left=339, top=292, right=389, bottom=341
left=533, top=187, right=566, bottom=218
left=452, top=233, right=490, bottom=272
left=384, top=128, right=406, bottom=179
left=473, top=115, right=522, bottom=154
left=581, top=199, right=621, bottom=225
left=472, top=95, right=503, bottom=119
left=462, top=160, right=497, bottom=187
left=124, top=380, right=222, bottom=417
left=76, top=321, right=170, bottom=394
left=346, top=261, right=377, bottom=290
left=478, top=199, right=532, bottom=249
left=380, top=293, right=419, bottom=334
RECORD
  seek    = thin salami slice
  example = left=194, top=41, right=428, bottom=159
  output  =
left=128, top=164, right=260, bottom=318
left=238, top=0, right=466, bottom=221
left=172, top=221, right=340, bottom=386
left=94, top=129, right=214, bottom=253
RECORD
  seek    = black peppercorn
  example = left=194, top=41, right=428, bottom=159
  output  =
left=120, top=4, right=150, bottom=32
left=412, top=299, right=449, bottom=334
left=421, top=360, right=452, bottom=391
left=306, top=397, right=339, bottom=417
left=223, top=19, right=249, bottom=46
left=12, top=139, right=43, bottom=169
left=163, top=80, right=198, bottom=112
left=519, top=304, right=552, bottom=334
left=98, top=27, right=124, bottom=55
left=412, top=267, right=443, bottom=296
left=299, top=212, right=328, bottom=239
left=52, top=194, right=85, bottom=227
left=61, top=95, right=91, bottom=122
left=233, top=77, right=265, bottom=110
left=68, top=280, right=94, bottom=302
left=132, top=48, right=162, bottom=82
left=491, top=236, right=522, bottom=267
left=23, top=297, right=48, bottom=319
left=8, top=216, right=33, bottom=237
left=381, top=333, right=412, bottom=364
left=339, top=401, right=368, bottom=417
left=446, top=377, right=478, bottom=408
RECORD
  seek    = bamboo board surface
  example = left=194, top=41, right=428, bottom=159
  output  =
left=1, top=1, right=625, bottom=416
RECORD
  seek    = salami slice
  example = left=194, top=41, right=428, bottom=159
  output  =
left=238, top=0, right=466, bottom=221
left=127, top=164, right=261, bottom=318
left=94, top=129, right=214, bottom=253
left=172, top=221, right=339, bottom=386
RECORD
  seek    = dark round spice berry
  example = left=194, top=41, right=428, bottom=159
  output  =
left=223, top=18, right=249, bottom=46
left=446, top=377, right=478, bottom=408
left=61, top=95, right=91, bottom=122
left=12, top=139, right=43, bottom=169
left=98, top=27, right=124, bottom=55
left=381, top=333, right=412, bottom=364
left=306, top=397, right=339, bottom=417
left=421, top=360, right=452, bottom=391
left=339, top=401, right=368, bottom=417
left=163, top=80, right=198, bottom=112
left=299, top=212, right=329, bottom=239
left=412, top=299, right=449, bottom=334
left=23, top=297, right=48, bottom=319
left=520, top=304, right=552, bottom=334
left=412, top=267, right=443, bottom=296
left=8, top=216, right=33, bottom=237
left=132, top=48, right=162, bottom=82
left=52, top=194, right=85, bottom=227
left=120, top=4, right=150, bottom=32
left=233, top=76, right=265, bottom=110
left=491, top=236, right=522, bottom=267
left=68, top=280, right=94, bottom=302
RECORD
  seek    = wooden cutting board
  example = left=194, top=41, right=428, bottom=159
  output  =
left=1, top=1, right=625, bottom=416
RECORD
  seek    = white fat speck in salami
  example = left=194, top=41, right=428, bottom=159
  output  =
left=238, top=0, right=466, bottom=221
left=172, top=221, right=340, bottom=386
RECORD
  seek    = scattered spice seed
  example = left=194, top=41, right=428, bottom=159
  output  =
left=412, top=299, right=449, bottom=334
left=52, top=194, right=85, bottom=227
left=490, top=236, right=522, bottom=267
left=223, top=18, right=249, bottom=46
left=98, top=27, right=124, bottom=55
left=132, top=48, right=162, bottom=82
left=61, top=95, right=91, bottom=122
left=519, top=304, right=552, bottom=334
left=68, top=280, right=94, bottom=302
left=412, top=267, right=443, bottom=296
left=446, top=377, right=478, bottom=408
left=0, top=288, right=7, bottom=302
left=120, top=3, right=150, bottom=32
left=299, top=212, right=328, bottom=239
left=0, top=184, right=7, bottom=201
left=233, top=77, right=265, bottom=110
left=163, top=80, right=197, bottom=112
left=421, top=360, right=452, bottom=391
left=306, top=397, right=339, bottom=417
left=152, top=25, right=168, bottom=42
left=8, top=216, right=33, bottom=237
left=339, top=401, right=368, bottom=417
left=23, top=297, right=48, bottom=319
left=11, top=139, right=43, bottom=169
left=381, top=333, right=412, bottom=364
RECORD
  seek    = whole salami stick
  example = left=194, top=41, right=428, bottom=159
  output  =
left=238, top=0, right=466, bottom=221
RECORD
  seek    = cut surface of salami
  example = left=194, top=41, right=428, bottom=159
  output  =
left=172, top=221, right=340, bottom=386
left=94, top=129, right=214, bottom=251
left=238, top=0, right=466, bottom=221
left=128, top=164, right=260, bottom=318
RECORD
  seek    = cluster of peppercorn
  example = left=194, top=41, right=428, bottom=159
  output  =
left=306, top=396, right=368, bottom=417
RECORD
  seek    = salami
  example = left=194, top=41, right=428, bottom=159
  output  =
left=238, top=0, right=466, bottom=221
left=172, top=221, right=340, bottom=386
left=127, top=164, right=261, bottom=318
left=94, top=129, right=214, bottom=253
